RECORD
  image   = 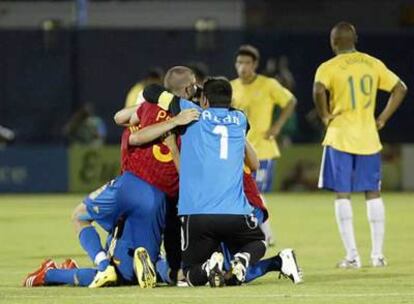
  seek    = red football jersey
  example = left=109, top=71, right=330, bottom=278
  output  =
left=121, top=102, right=179, bottom=198
left=243, top=168, right=269, bottom=221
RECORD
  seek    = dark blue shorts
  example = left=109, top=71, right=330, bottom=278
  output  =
left=318, top=146, right=381, bottom=193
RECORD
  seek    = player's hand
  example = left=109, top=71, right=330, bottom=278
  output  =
left=376, top=118, right=386, bottom=130
left=173, top=109, right=200, bottom=126
left=264, top=125, right=281, bottom=140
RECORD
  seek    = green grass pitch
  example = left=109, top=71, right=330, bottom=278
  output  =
left=0, top=193, right=413, bottom=304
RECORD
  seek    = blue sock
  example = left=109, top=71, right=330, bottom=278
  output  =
left=79, top=226, right=109, bottom=271
left=45, top=268, right=97, bottom=286
left=245, top=256, right=281, bottom=283
left=156, top=258, right=171, bottom=284
left=75, top=269, right=98, bottom=286
left=45, top=269, right=77, bottom=285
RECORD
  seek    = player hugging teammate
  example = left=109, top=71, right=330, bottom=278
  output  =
left=22, top=66, right=302, bottom=288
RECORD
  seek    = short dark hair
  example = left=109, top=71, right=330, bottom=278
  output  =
left=203, top=77, right=232, bottom=107
left=236, top=44, right=260, bottom=62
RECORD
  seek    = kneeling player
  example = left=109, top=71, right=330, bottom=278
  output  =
left=23, top=212, right=174, bottom=287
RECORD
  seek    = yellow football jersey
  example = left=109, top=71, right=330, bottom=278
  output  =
left=315, top=51, right=400, bottom=155
left=124, top=82, right=144, bottom=108
left=231, top=74, right=294, bottom=159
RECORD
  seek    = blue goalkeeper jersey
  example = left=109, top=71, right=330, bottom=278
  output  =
left=177, top=99, right=253, bottom=216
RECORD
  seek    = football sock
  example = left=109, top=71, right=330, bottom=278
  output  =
left=245, top=256, right=282, bottom=283
left=78, top=226, right=109, bottom=271
left=366, top=197, right=385, bottom=259
left=155, top=258, right=172, bottom=284
left=335, top=199, right=359, bottom=260
left=45, top=268, right=97, bottom=286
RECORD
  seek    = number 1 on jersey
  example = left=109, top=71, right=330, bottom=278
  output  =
left=213, top=125, right=229, bottom=160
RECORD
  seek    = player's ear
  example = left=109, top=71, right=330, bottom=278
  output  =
left=354, top=34, right=358, bottom=44
left=201, top=95, right=209, bottom=109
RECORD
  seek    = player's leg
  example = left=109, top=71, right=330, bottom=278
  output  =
left=354, top=152, right=386, bottom=267
left=181, top=215, right=222, bottom=287
left=76, top=178, right=127, bottom=288
left=222, top=214, right=267, bottom=284
left=45, top=268, right=98, bottom=287
left=244, top=248, right=302, bottom=284
left=115, top=173, right=168, bottom=287
left=254, top=159, right=275, bottom=245
left=163, top=196, right=181, bottom=283
left=72, top=203, right=111, bottom=273
left=319, top=146, right=360, bottom=268
left=23, top=259, right=97, bottom=287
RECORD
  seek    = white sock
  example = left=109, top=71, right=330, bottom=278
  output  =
left=94, top=251, right=108, bottom=266
left=335, top=199, right=359, bottom=260
left=260, top=220, right=274, bottom=245
left=366, top=197, right=385, bottom=259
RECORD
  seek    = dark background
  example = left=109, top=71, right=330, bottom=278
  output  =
left=1, top=29, right=412, bottom=144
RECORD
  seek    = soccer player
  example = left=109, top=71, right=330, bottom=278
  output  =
left=70, top=103, right=198, bottom=288
left=133, top=73, right=302, bottom=285
left=313, top=22, right=407, bottom=268
left=231, top=45, right=297, bottom=193
left=231, top=45, right=297, bottom=246
left=143, top=75, right=267, bottom=287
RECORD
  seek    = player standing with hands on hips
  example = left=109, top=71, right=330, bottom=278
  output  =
left=313, top=21, right=407, bottom=268
left=231, top=45, right=297, bottom=246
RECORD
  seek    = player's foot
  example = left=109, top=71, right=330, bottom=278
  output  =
left=229, top=252, right=250, bottom=285
left=88, top=265, right=118, bottom=288
left=133, top=247, right=157, bottom=288
left=59, top=258, right=79, bottom=269
left=204, top=252, right=224, bottom=288
left=372, top=256, right=387, bottom=267
left=23, top=259, right=58, bottom=287
left=336, top=256, right=361, bottom=269
left=279, top=249, right=303, bottom=284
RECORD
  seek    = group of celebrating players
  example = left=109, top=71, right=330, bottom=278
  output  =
left=22, top=21, right=407, bottom=289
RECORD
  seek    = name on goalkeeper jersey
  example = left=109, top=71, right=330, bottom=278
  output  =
left=201, top=110, right=241, bottom=125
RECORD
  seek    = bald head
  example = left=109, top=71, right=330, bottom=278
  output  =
left=330, top=22, right=357, bottom=54
left=164, top=66, right=196, bottom=98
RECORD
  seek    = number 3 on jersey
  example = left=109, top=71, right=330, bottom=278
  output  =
left=213, top=125, right=228, bottom=160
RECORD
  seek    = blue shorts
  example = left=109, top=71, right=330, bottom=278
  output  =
left=253, top=159, right=276, bottom=193
left=106, top=208, right=167, bottom=283
left=318, top=146, right=381, bottom=193
left=83, top=171, right=167, bottom=232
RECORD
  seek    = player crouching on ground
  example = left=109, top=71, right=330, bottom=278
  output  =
left=142, top=74, right=302, bottom=287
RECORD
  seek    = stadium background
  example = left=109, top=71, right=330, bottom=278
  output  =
left=1, top=0, right=413, bottom=193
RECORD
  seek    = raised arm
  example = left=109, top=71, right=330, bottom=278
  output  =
left=113, top=105, right=140, bottom=126
left=376, top=80, right=407, bottom=130
left=143, top=84, right=177, bottom=111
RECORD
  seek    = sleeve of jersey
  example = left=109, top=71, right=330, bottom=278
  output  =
left=142, top=84, right=175, bottom=110
left=376, top=60, right=400, bottom=92
left=269, top=78, right=294, bottom=108
left=314, top=64, right=331, bottom=90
